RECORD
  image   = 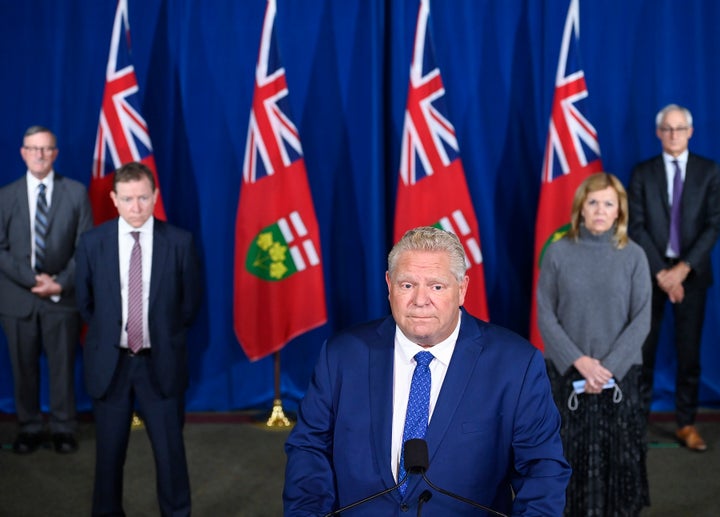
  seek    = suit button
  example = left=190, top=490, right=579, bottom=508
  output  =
left=400, top=503, right=409, bottom=512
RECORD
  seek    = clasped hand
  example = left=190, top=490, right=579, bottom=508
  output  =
left=656, top=263, right=690, bottom=303
left=573, top=356, right=612, bottom=394
left=31, top=273, right=62, bottom=297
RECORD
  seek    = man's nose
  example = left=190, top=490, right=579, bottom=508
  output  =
left=413, top=286, right=431, bottom=305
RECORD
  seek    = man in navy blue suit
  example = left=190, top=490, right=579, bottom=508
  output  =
left=75, top=162, right=201, bottom=517
left=284, top=226, right=570, bottom=516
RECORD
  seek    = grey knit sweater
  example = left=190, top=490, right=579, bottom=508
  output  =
left=537, top=226, right=651, bottom=381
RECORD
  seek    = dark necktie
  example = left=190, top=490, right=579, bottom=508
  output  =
left=34, top=183, right=49, bottom=273
left=127, top=231, right=143, bottom=353
left=669, top=160, right=683, bottom=255
left=398, top=350, right=434, bottom=495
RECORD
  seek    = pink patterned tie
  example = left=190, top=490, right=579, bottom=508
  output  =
left=127, top=231, right=143, bottom=353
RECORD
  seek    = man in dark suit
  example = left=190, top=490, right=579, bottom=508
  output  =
left=0, top=126, right=92, bottom=454
left=284, top=227, right=570, bottom=516
left=629, top=104, right=720, bottom=452
left=75, top=161, right=201, bottom=516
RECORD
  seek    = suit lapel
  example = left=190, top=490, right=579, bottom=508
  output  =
left=682, top=154, right=700, bottom=217
left=653, top=157, right=671, bottom=218
left=424, top=312, right=483, bottom=466
left=15, top=178, right=32, bottom=252
left=369, top=317, right=398, bottom=494
left=101, top=223, right=122, bottom=312
left=149, top=220, right=168, bottom=309
left=45, top=174, right=64, bottom=234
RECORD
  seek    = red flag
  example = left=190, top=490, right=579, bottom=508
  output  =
left=233, top=0, right=327, bottom=361
left=393, top=0, right=489, bottom=321
left=529, top=0, right=603, bottom=350
left=91, top=0, right=166, bottom=225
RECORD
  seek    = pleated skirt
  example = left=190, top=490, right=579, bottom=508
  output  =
left=547, top=362, right=650, bottom=517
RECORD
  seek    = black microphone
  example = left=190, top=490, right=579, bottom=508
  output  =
left=416, top=490, right=432, bottom=516
left=404, top=437, right=430, bottom=474
left=404, top=438, right=508, bottom=517
left=322, top=439, right=430, bottom=517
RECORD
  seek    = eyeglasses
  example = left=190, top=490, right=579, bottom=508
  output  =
left=23, top=146, right=57, bottom=154
left=658, top=126, right=689, bottom=135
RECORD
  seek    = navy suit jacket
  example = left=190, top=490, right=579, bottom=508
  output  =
left=284, top=311, right=570, bottom=516
left=75, top=218, right=201, bottom=399
left=629, top=153, right=720, bottom=285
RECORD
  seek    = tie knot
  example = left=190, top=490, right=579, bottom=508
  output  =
left=131, top=231, right=140, bottom=243
left=38, top=183, right=46, bottom=194
left=414, top=351, right=434, bottom=367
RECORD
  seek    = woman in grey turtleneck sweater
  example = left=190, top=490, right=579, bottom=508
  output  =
left=538, top=173, right=651, bottom=517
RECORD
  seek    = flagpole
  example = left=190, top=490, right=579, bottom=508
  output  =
left=266, top=351, right=292, bottom=428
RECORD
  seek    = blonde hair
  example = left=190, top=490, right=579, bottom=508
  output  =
left=567, top=172, right=629, bottom=249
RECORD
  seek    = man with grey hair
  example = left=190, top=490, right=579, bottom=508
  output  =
left=0, top=126, right=92, bottom=454
left=284, top=226, right=570, bottom=516
left=629, top=104, right=720, bottom=451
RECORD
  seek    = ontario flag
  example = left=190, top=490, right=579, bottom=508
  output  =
left=394, top=0, right=489, bottom=321
left=233, top=0, right=327, bottom=361
left=90, top=0, right=166, bottom=225
left=529, top=0, right=603, bottom=350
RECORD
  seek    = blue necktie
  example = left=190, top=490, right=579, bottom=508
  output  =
left=398, top=351, right=434, bottom=495
left=669, top=160, right=683, bottom=255
left=34, top=183, right=49, bottom=273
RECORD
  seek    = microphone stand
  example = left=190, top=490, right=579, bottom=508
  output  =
left=420, top=473, right=508, bottom=517
left=322, top=472, right=409, bottom=517
left=403, top=438, right=508, bottom=517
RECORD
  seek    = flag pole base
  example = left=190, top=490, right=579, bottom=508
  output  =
left=266, top=398, right=293, bottom=428
left=131, top=412, right=144, bottom=430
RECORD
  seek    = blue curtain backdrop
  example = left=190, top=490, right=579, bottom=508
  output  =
left=1, top=0, right=719, bottom=413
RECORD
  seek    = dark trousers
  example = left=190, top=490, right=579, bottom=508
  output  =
left=0, top=302, right=80, bottom=434
left=641, top=279, right=707, bottom=428
left=91, top=352, right=190, bottom=517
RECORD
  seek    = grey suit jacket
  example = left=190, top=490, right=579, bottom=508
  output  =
left=0, top=173, right=93, bottom=316
left=628, top=153, right=720, bottom=286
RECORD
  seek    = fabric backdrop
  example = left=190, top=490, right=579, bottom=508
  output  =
left=1, top=0, right=719, bottom=413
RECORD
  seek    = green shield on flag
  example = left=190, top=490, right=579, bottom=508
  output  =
left=538, top=223, right=571, bottom=267
left=245, top=223, right=299, bottom=281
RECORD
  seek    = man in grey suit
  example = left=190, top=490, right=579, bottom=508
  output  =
left=0, top=125, right=92, bottom=454
left=629, top=104, right=720, bottom=452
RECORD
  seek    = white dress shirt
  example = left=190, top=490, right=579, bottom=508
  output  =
left=391, top=310, right=461, bottom=480
left=118, top=216, right=154, bottom=350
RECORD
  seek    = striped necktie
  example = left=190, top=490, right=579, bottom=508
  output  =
left=34, top=183, right=49, bottom=273
left=127, top=231, right=143, bottom=353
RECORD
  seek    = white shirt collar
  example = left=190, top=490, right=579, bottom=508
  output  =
left=395, top=309, right=462, bottom=368
left=26, top=170, right=55, bottom=190
left=118, top=215, right=154, bottom=235
left=663, top=150, right=689, bottom=166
